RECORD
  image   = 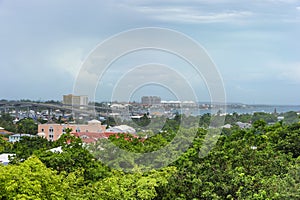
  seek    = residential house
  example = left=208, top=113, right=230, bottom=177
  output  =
left=8, top=134, right=36, bottom=143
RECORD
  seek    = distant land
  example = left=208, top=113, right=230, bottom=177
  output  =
left=0, top=99, right=299, bottom=116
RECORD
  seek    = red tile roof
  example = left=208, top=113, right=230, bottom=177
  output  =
left=72, top=132, right=117, bottom=144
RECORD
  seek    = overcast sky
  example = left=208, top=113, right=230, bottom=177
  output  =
left=0, top=0, right=300, bottom=104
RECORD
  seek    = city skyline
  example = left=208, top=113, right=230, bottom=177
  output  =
left=1, top=1, right=300, bottom=105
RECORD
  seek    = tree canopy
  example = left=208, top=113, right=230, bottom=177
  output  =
left=0, top=112, right=300, bottom=199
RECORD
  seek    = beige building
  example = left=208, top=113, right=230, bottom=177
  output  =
left=63, top=94, right=88, bottom=106
left=38, top=119, right=106, bottom=141
left=141, top=96, right=161, bottom=105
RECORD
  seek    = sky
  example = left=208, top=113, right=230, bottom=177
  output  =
left=0, top=0, right=300, bottom=104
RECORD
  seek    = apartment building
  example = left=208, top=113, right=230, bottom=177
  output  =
left=141, top=96, right=161, bottom=105
left=63, top=94, right=88, bottom=106
left=38, top=119, right=106, bottom=141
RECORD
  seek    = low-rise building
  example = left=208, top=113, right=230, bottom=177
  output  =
left=8, top=134, right=36, bottom=143
left=277, top=116, right=284, bottom=121
left=236, top=121, right=252, bottom=129
left=38, top=119, right=106, bottom=141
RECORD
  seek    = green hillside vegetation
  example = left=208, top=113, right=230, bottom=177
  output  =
left=0, top=112, right=300, bottom=199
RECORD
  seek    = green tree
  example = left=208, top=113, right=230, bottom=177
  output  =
left=16, top=118, right=38, bottom=134
left=283, top=111, right=299, bottom=124
left=199, top=113, right=211, bottom=127
left=0, top=156, right=84, bottom=199
left=84, top=167, right=176, bottom=200
left=253, top=119, right=267, bottom=130
left=0, top=112, right=16, bottom=132
left=38, top=128, right=111, bottom=181
left=10, top=136, right=53, bottom=163
left=0, top=135, right=12, bottom=153
left=252, top=112, right=277, bottom=124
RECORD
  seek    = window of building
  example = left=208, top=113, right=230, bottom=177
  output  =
left=49, top=133, right=54, bottom=141
left=81, top=135, right=88, bottom=139
left=49, top=126, right=54, bottom=141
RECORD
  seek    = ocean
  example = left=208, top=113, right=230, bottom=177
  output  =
left=181, top=105, right=300, bottom=116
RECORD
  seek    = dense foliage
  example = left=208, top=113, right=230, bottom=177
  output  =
left=0, top=113, right=38, bottom=134
left=0, top=112, right=300, bottom=199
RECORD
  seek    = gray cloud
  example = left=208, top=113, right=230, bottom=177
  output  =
left=0, top=0, right=300, bottom=104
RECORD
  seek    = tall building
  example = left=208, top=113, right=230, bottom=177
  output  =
left=63, top=94, right=88, bottom=106
left=141, top=96, right=161, bottom=105
left=79, top=95, right=88, bottom=106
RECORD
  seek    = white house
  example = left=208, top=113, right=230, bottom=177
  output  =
left=8, top=134, right=36, bottom=143
left=236, top=122, right=252, bottom=129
